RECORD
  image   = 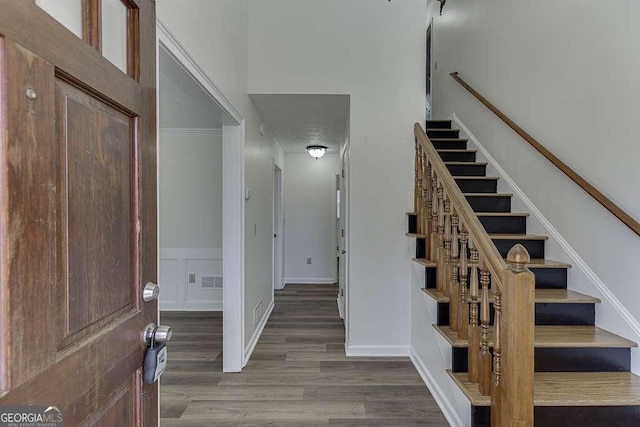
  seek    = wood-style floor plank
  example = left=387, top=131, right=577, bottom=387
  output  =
left=160, top=284, right=446, bottom=425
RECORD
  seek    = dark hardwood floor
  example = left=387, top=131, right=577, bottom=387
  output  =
left=160, top=283, right=447, bottom=426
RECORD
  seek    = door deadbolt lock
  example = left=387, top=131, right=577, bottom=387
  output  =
left=143, top=282, right=160, bottom=302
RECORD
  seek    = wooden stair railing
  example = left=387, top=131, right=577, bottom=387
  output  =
left=414, top=123, right=535, bottom=425
left=449, top=71, right=640, bottom=238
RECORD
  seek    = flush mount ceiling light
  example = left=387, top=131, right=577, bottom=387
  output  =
left=306, top=145, right=327, bottom=160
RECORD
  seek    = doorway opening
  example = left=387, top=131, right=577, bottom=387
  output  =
left=157, top=20, right=246, bottom=392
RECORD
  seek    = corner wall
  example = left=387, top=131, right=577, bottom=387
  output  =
left=284, top=153, right=340, bottom=284
left=248, top=0, right=427, bottom=350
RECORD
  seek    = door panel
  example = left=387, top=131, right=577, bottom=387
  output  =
left=0, top=0, right=157, bottom=425
left=57, top=79, right=136, bottom=341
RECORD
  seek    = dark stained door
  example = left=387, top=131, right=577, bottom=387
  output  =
left=0, top=0, right=157, bottom=425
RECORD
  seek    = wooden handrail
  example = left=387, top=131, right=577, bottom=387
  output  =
left=450, top=71, right=640, bottom=238
left=415, top=123, right=506, bottom=279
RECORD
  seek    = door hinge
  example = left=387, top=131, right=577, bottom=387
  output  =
left=341, top=169, right=344, bottom=178
left=341, top=229, right=344, bottom=237
left=341, top=289, right=344, bottom=296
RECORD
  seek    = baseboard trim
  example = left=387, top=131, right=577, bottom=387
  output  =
left=410, top=347, right=464, bottom=427
left=450, top=113, right=640, bottom=340
left=244, top=299, right=274, bottom=365
left=337, top=296, right=344, bottom=319
left=159, top=302, right=222, bottom=311
left=284, top=277, right=337, bottom=285
left=345, top=344, right=410, bottom=357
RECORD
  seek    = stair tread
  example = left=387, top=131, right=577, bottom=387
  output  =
left=412, top=258, right=437, bottom=268
left=412, top=257, right=571, bottom=269
left=405, top=232, right=427, bottom=238
left=427, top=128, right=460, bottom=131
left=449, top=371, right=640, bottom=406
left=463, top=193, right=512, bottom=197
left=430, top=138, right=468, bottom=143
left=476, top=212, right=530, bottom=217
left=445, top=161, right=488, bottom=166
left=488, top=233, right=548, bottom=240
left=433, top=324, right=637, bottom=348
left=453, top=176, right=499, bottom=180
left=436, top=149, right=478, bottom=153
left=422, top=288, right=600, bottom=304
left=526, top=258, right=572, bottom=268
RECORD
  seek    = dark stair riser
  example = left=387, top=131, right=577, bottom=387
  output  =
left=478, top=215, right=527, bottom=234
left=432, top=140, right=467, bottom=150
left=437, top=151, right=477, bottom=162
left=427, top=129, right=460, bottom=139
left=446, top=163, right=487, bottom=176
left=472, top=405, right=640, bottom=427
left=426, top=120, right=452, bottom=129
left=493, top=238, right=545, bottom=259
left=455, top=179, right=498, bottom=194
left=453, top=347, right=630, bottom=374
left=466, top=195, right=512, bottom=213
left=408, top=214, right=417, bottom=234
left=437, top=302, right=594, bottom=327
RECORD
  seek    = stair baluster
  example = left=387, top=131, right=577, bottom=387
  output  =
left=491, top=287, right=502, bottom=427
left=436, top=185, right=445, bottom=293
left=416, top=145, right=423, bottom=235
left=443, top=196, right=452, bottom=297
left=449, top=212, right=460, bottom=331
left=414, top=141, right=420, bottom=224
left=479, top=266, right=492, bottom=395
left=430, top=171, right=439, bottom=262
left=468, top=243, right=480, bottom=382
left=458, top=225, right=469, bottom=339
left=423, top=161, right=432, bottom=258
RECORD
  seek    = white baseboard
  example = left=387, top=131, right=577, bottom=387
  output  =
left=284, top=277, right=337, bottom=284
left=450, top=113, right=640, bottom=339
left=345, top=344, right=410, bottom=357
left=410, top=347, right=463, bottom=427
left=160, top=302, right=222, bottom=311
left=244, top=299, right=274, bottom=365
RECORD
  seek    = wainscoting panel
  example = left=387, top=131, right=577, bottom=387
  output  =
left=159, top=248, right=223, bottom=311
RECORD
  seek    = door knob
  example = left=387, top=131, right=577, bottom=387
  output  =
left=143, top=282, right=160, bottom=302
left=341, top=250, right=346, bottom=254
left=154, top=325, right=173, bottom=343
left=143, top=323, right=173, bottom=345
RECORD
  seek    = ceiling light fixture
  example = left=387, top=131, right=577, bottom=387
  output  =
left=306, top=145, right=327, bottom=160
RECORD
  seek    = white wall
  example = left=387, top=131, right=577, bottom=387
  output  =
left=429, top=1, right=640, bottom=332
left=158, top=129, right=223, bottom=310
left=284, top=153, right=340, bottom=284
left=157, top=0, right=286, bottom=349
left=248, top=0, right=427, bottom=351
left=159, top=129, right=222, bottom=249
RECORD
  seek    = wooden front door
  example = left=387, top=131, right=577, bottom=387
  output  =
left=0, top=0, right=157, bottom=425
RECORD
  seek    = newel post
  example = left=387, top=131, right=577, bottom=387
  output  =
left=496, top=244, right=535, bottom=425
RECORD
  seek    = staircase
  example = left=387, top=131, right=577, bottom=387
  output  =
left=407, top=119, right=640, bottom=426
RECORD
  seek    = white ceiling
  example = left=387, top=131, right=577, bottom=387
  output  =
left=159, top=47, right=226, bottom=129
left=250, top=94, right=350, bottom=153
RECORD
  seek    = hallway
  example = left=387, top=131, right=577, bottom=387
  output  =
left=160, top=284, right=447, bottom=426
